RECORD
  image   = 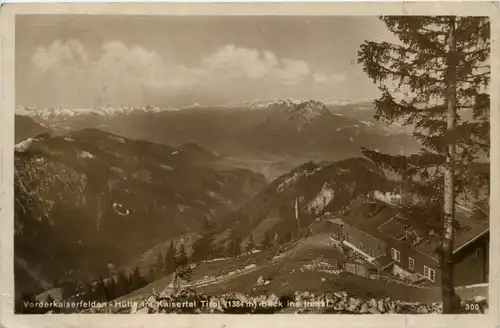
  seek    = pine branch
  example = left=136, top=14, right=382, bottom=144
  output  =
left=419, top=27, right=448, bottom=35
left=358, top=40, right=448, bottom=89
left=461, top=47, right=490, bottom=56
left=462, top=71, right=490, bottom=82
left=380, top=16, right=449, bottom=55
left=359, top=48, right=445, bottom=84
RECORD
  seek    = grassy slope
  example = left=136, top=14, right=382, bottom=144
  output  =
left=118, top=234, right=443, bottom=303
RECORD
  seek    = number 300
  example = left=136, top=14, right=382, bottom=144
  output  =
left=465, top=303, right=480, bottom=311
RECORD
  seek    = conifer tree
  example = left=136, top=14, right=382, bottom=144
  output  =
left=283, top=231, right=292, bottom=243
left=192, top=233, right=216, bottom=262
left=155, top=252, right=164, bottom=278
left=232, top=236, right=242, bottom=257
left=224, top=240, right=233, bottom=257
left=108, top=277, right=117, bottom=300
left=45, top=294, right=56, bottom=313
left=245, top=234, right=255, bottom=253
left=164, top=242, right=177, bottom=274
left=116, top=271, right=130, bottom=297
left=147, top=266, right=155, bottom=283
left=261, top=232, right=271, bottom=249
left=96, top=277, right=108, bottom=301
left=81, top=282, right=95, bottom=303
left=176, top=243, right=188, bottom=268
left=358, top=16, right=490, bottom=313
left=130, top=265, right=145, bottom=290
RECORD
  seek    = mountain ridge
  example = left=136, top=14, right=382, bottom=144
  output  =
left=14, top=129, right=267, bottom=297
left=16, top=98, right=368, bottom=117
left=15, top=115, right=50, bottom=143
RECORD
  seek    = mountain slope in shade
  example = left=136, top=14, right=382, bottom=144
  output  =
left=15, top=115, right=50, bottom=143
left=177, top=142, right=220, bottom=163
left=14, top=129, right=267, bottom=296
left=212, top=157, right=395, bottom=251
left=17, top=99, right=421, bottom=161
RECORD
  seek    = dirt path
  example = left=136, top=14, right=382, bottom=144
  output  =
left=181, top=237, right=325, bottom=290
left=182, top=264, right=268, bottom=289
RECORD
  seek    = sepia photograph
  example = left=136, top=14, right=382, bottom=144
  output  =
left=1, top=2, right=498, bottom=326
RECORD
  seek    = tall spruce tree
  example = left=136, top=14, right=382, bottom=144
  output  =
left=116, top=270, right=130, bottom=297
left=192, top=234, right=214, bottom=262
left=232, top=236, right=242, bottom=257
left=107, top=277, right=117, bottom=300
left=176, top=243, right=188, bottom=268
left=245, top=234, right=256, bottom=253
left=357, top=16, right=489, bottom=313
left=261, top=232, right=271, bottom=249
left=155, top=252, right=164, bottom=278
left=96, top=277, right=109, bottom=301
left=147, top=267, right=155, bottom=283
left=45, top=294, right=56, bottom=313
left=130, top=265, right=146, bottom=290
left=164, top=242, right=176, bottom=274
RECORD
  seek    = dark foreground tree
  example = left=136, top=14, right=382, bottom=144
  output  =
left=245, top=234, right=256, bottom=253
left=261, top=232, right=271, bottom=249
left=130, top=265, right=146, bottom=290
left=176, top=243, right=188, bottom=268
left=358, top=16, right=490, bottom=313
left=155, top=252, right=164, bottom=278
left=192, top=234, right=215, bottom=262
left=233, top=237, right=242, bottom=256
left=116, top=270, right=130, bottom=297
left=164, top=242, right=176, bottom=274
left=147, top=267, right=156, bottom=283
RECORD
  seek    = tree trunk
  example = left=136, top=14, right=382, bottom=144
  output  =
left=442, top=16, right=457, bottom=314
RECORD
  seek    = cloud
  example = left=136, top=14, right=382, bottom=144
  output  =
left=31, top=39, right=88, bottom=73
left=96, top=41, right=201, bottom=90
left=313, top=73, right=328, bottom=83
left=29, top=40, right=326, bottom=105
left=313, top=72, right=346, bottom=84
left=331, top=73, right=347, bottom=82
left=201, top=44, right=311, bottom=85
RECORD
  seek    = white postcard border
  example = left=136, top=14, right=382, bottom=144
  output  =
left=1, top=2, right=499, bottom=328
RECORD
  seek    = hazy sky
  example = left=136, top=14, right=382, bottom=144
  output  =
left=16, top=15, right=399, bottom=108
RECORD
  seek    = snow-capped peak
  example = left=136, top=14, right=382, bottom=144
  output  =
left=181, top=102, right=207, bottom=110
left=15, top=105, right=178, bottom=119
left=257, top=99, right=332, bottom=132
left=223, top=98, right=316, bottom=110
left=266, top=98, right=329, bottom=115
left=322, top=96, right=375, bottom=107
left=232, top=98, right=327, bottom=113
left=15, top=137, right=41, bottom=152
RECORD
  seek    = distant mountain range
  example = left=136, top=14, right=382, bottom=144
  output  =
left=16, top=99, right=420, bottom=162
left=14, top=129, right=267, bottom=296
left=17, top=98, right=372, bottom=117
